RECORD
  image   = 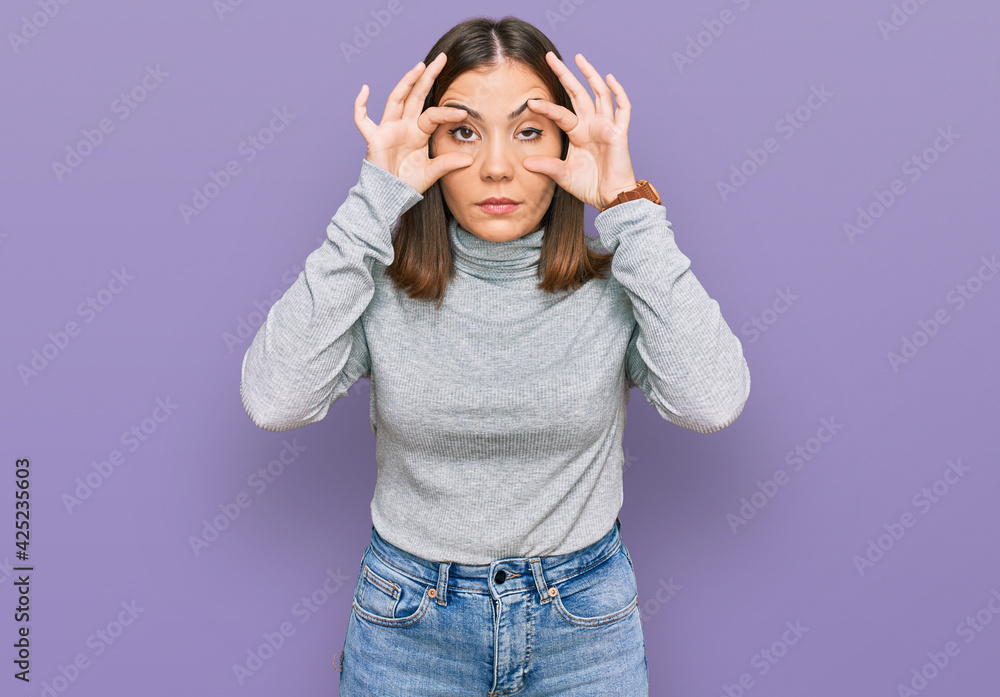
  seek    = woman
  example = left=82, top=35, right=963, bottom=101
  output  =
left=239, top=15, right=750, bottom=696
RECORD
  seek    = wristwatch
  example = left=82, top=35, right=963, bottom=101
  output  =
left=600, top=179, right=661, bottom=212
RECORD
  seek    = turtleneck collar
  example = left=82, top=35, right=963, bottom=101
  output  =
left=448, top=216, right=545, bottom=281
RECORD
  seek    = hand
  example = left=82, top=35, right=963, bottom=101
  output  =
left=520, top=52, right=638, bottom=211
left=353, top=52, right=474, bottom=194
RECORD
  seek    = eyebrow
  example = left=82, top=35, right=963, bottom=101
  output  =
left=441, top=98, right=543, bottom=122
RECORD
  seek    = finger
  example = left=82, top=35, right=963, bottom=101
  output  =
left=525, top=98, right=579, bottom=134
left=574, top=54, right=614, bottom=118
left=544, top=51, right=594, bottom=118
left=425, top=152, right=474, bottom=183
left=383, top=60, right=427, bottom=123
left=354, top=84, right=377, bottom=142
left=416, top=105, right=469, bottom=136
left=606, top=73, right=631, bottom=131
left=403, top=52, right=447, bottom=122
left=521, top=155, right=568, bottom=187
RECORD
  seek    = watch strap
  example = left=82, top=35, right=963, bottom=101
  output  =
left=600, top=180, right=661, bottom=212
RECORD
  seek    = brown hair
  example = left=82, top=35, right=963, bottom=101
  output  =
left=385, top=16, right=613, bottom=308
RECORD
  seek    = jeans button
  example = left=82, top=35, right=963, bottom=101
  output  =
left=494, top=569, right=507, bottom=584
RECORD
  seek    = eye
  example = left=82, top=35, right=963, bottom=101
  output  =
left=447, top=126, right=478, bottom=143
left=446, top=127, right=545, bottom=144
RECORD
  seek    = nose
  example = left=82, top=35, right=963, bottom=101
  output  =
left=480, top=137, right=516, bottom=181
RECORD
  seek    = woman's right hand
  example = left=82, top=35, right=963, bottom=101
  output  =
left=354, top=52, right=474, bottom=195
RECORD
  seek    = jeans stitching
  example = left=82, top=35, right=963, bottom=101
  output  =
left=362, top=564, right=400, bottom=598
left=487, top=593, right=531, bottom=697
left=552, top=592, right=639, bottom=627
left=549, top=546, right=638, bottom=627
left=352, top=587, right=432, bottom=627
left=368, top=537, right=622, bottom=595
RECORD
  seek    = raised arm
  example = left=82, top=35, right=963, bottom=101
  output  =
left=239, top=158, right=422, bottom=432
left=595, top=198, right=751, bottom=434
left=241, top=51, right=483, bottom=431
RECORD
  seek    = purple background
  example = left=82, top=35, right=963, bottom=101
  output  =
left=3, top=1, right=998, bottom=695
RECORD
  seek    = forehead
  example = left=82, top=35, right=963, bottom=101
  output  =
left=438, top=61, right=552, bottom=106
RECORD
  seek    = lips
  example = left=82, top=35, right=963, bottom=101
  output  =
left=477, top=199, right=520, bottom=214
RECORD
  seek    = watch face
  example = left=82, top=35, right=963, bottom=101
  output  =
left=642, top=182, right=660, bottom=203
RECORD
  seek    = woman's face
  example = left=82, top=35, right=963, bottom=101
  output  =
left=430, top=61, right=564, bottom=242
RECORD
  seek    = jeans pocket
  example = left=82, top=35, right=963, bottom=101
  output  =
left=550, top=543, right=639, bottom=628
left=351, top=548, right=433, bottom=628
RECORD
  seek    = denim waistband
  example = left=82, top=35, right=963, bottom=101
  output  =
left=366, top=518, right=623, bottom=603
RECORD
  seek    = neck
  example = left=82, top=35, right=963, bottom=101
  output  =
left=448, top=217, right=545, bottom=281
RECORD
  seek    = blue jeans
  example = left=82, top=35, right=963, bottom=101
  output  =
left=338, top=518, right=648, bottom=696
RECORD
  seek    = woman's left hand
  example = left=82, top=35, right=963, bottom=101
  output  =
left=521, top=52, right=638, bottom=211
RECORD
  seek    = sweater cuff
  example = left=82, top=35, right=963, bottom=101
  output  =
left=353, top=157, right=425, bottom=227
left=593, top=198, right=670, bottom=253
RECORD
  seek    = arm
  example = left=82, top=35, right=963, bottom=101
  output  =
left=594, top=198, right=751, bottom=434
left=239, top=158, right=423, bottom=432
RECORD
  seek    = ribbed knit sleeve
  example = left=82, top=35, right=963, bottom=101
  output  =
left=594, top=198, right=751, bottom=434
left=240, top=158, right=423, bottom=432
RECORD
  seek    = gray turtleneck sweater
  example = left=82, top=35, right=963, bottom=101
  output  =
left=240, top=158, right=750, bottom=563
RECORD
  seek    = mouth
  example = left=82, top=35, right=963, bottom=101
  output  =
left=477, top=198, right=520, bottom=214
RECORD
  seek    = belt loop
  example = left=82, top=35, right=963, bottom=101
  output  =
left=436, top=562, right=450, bottom=606
left=529, top=558, right=552, bottom=604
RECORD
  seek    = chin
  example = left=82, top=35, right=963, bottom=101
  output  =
left=469, top=220, right=529, bottom=241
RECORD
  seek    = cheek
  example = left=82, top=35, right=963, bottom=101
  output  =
left=520, top=180, right=556, bottom=212
left=436, top=169, right=467, bottom=202
left=429, top=130, right=443, bottom=152
left=430, top=129, right=456, bottom=155
left=544, top=133, right=564, bottom=157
